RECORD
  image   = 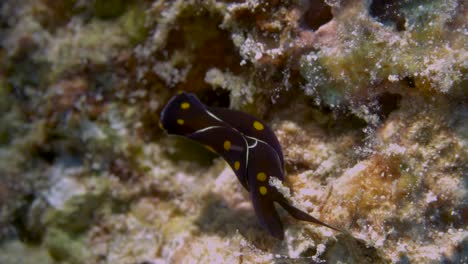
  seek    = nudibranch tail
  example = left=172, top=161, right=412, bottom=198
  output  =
left=245, top=138, right=286, bottom=238
left=250, top=184, right=284, bottom=240
left=275, top=194, right=343, bottom=233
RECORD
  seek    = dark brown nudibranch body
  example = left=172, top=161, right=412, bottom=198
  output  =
left=160, top=92, right=341, bottom=239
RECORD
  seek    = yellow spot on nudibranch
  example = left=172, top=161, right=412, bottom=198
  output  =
left=159, top=121, right=164, bottom=129
left=253, top=121, right=264, bottom=131
left=223, top=140, right=231, bottom=151
left=177, top=119, right=184, bottom=125
left=259, top=186, right=267, bottom=195
left=181, top=102, right=190, bottom=109
left=205, top=145, right=216, bottom=153
left=256, top=172, right=267, bottom=181
left=234, top=161, right=240, bottom=170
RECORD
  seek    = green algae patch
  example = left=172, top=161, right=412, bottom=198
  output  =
left=44, top=227, right=90, bottom=264
left=45, top=177, right=109, bottom=234
left=0, top=79, right=12, bottom=114
left=0, top=240, right=54, bottom=264
left=93, top=0, right=128, bottom=19
left=121, top=5, right=148, bottom=45
left=0, top=81, right=15, bottom=145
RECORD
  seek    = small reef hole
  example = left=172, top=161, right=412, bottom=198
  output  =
left=403, top=76, right=416, bottom=88
left=369, top=0, right=406, bottom=31
left=377, top=92, right=402, bottom=120
left=12, top=194, right=43, bottom=244
left=302, top=0, right=333, bottom=31
left=199, top=89, right=231, bottom=108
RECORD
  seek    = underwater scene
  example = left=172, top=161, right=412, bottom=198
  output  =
left=0, top=0, right=466, bottom=263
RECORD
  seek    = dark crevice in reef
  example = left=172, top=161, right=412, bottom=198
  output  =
left=34, top=0, right=138, bottom=32
left=11, top=194, right=43, bottom=244
left=377, top=92, right=402, bottom=120
left=369, top=0, right=407, bottom=31
left=138, top=7, right=242, bottom=141
left=198, top=89, right=231, bottom=108
left=424, top=202, right=467, bottom=231
left=403, top=76, right=416, bottom=88
left=92, top=0, right=130, bottom=20
left=324, top=234, right=390, bottom=263
left=195, top=193, right=256, bottom=238
left=301, top=0, right=333, bottom=31
left=162, top=9, right=242, bottom=93
left=0, top=2, right=9, bottom=29
left=298, top=95, right=369, bottom=139
left=331, top=111, right=368, bottom=136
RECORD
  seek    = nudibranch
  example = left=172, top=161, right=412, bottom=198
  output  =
left=160, top=92, right=341, bottom=239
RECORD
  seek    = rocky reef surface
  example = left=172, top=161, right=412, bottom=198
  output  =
left=0, top=0, right=466, bottom=263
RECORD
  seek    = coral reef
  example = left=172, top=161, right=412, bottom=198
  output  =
left=0, top=0, right=466, bottom=263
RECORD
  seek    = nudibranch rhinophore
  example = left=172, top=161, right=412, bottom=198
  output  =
left=160, top=92, right=341, bottom=239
